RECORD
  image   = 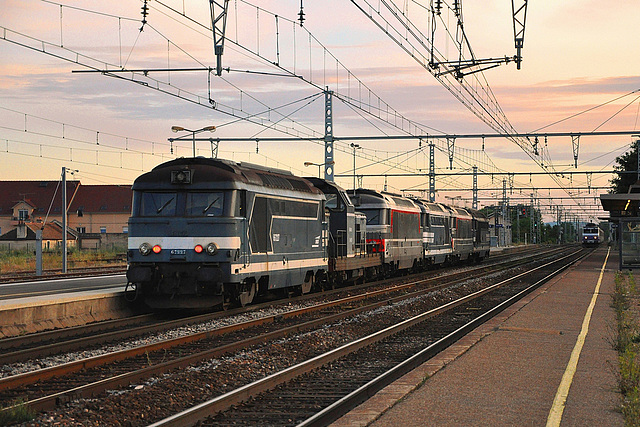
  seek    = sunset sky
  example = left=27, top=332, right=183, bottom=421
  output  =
left=1, top=0, right=639, bottom=221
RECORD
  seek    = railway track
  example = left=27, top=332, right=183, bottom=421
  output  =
left=154, top=247, right=588, bottom=426
left=0, top=245, right=581, bottom=424
left=0, top=244, right=540, bottom=357
left=0, top=265, right=126, bottom=284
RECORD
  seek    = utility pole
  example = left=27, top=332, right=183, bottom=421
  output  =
left=637, top=138, right=640, bottom=182
left=350, top=143, right=360, bottom=190
left=324, top=89, right=335, bottom=181
left=502, top=179, right=507, bottom=247
left=36, top=228, right=42, bottom=276
left=62, top=167, right=67, bottom=273
left=472, top=166, right=478, bottom=210
left=517, top=207, right=520, bottom=245
left=530, top=193, right=535, bottom=244
left=429, top=142, right=436, bottom=202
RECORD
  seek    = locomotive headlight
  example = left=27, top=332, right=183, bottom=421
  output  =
left=205, top=242, right=218, bottom=256
left=139, top=242, right=152, bottom=256
left=152, top=244, right=162, bottom=254
left=194, top=244, right=204, bottom=254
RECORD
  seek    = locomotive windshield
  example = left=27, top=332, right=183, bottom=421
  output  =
left=361, top=209, right=387, bottom=225
left=135, top=191, right=226, bottom=217
left=139, top=192, right=177, bottom=217
left=186, top=192, right=224, bottom=217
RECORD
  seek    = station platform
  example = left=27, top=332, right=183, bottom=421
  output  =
left=333, top=246, right=623, bottom=426
left=0, top=289, right=136, bottom=338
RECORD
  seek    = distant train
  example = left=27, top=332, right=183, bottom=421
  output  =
left=125, top=158, right=490, bottom=309
left=582, top=222, right=604, bottom=245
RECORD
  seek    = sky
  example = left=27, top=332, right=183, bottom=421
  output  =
left=1, top=0, right=639, bottom=222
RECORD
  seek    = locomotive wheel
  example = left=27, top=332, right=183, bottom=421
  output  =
left=301, top=274, right=314, bottom=294
left=238, top=281, right=257, bottom=307
left=218, top=293, right=232, bottom=311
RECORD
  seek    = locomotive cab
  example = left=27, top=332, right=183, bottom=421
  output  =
left=305, top=178, right=365, bottom=258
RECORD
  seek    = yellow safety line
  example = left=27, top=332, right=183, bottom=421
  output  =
left=546, top=247, right=611, bottom=427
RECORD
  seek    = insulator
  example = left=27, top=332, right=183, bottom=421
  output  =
left=453, top=0, right=461, bottom=16
left=140, top=0, right=149, bottom=30
left=298, top=0, right=305, bottom=26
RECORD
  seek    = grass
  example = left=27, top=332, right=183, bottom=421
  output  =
left=612, top=272, right=640, bottom=425
left=0, top=399, right=36, bottom=425
left=0, top=247, right=126, bottom=274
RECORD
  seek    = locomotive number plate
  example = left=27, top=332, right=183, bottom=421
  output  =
left=170, top=249, right=187, bottom=255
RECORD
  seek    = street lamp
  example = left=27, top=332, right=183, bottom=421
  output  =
left=170, top=125, right=217, bottom=157
left=304, top=160, right=335, bottom=178
left=350, top=143, right=360, bottom=190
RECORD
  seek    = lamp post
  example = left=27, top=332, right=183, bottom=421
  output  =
left=61, top=167, right=78, bottom=273
left=170, top=125, right=217, bottom=157
left=304, top=160, right=335, bottom=178
left=350, top=143, right=360, bottom=190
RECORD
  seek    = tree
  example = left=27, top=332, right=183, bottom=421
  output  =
left=610, top=140, right=640, bottom=193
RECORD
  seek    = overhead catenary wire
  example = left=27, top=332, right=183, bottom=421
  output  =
left=2, top=1, right=630, bottom=217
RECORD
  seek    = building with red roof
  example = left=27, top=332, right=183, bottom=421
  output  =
left=0, top=181, right=132, bottom=251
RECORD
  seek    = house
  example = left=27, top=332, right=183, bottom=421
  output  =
left=0, top=222, right=78, bottom=251
left=0, top=181, right=132, bottom=251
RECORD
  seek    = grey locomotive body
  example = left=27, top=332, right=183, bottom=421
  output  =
left=127, top=157, right=325, bottom=309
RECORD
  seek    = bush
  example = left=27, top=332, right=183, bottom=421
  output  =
left=613, top=272, right=640, bottom=425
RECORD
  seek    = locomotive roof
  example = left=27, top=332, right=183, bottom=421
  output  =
left=133, top=157, right=322, bottom=195
left=304, top=177, right=347, bottom=194
left=350, top=188, right=420, bottom=210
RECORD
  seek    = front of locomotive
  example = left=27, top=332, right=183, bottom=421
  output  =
left=126, top=158, right=246, bottom=309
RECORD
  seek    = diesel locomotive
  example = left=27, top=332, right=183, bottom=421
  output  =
left=125, top=157, right=490, bottom=309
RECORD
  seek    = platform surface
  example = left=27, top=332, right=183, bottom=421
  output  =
left=333, top=246, right=623, bottom=426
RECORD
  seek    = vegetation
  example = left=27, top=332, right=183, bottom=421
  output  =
left=0, top=247, right=126, bottom=274
left=610, top=140, right=640, bottom=194
left=506, top=206, right=577, bottom=244
left=0, top=399, right=36, bottom=425
left=612, top=272, right=640, bottom=425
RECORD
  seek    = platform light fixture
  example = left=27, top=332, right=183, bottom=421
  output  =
left=304, top=160, right=334, bottom=178
left=170, top=125, right=217, bottom=157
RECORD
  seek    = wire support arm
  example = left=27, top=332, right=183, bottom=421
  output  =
left=210, top=0, right=229, bottom=76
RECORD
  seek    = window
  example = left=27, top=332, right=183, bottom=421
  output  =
left=250, top=197, right=270, bottom=253
left=186, top=192, right=224, bottom=217
left=362, top=209, right=387, bottom=225
left=122, top=226, right=128, bottom=234
left=76, top=227, right=86, bottom=234
left=325, top=193, right=343, bottom=211
left=18, top=209, right=29, bottom=221
left=100, top=226, right=107, bottom=233
left=392, top=211, right=420, bottom=239
left=431, top=215, right=445, bottom=226
left=139, top=192, right=177, bottom=217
